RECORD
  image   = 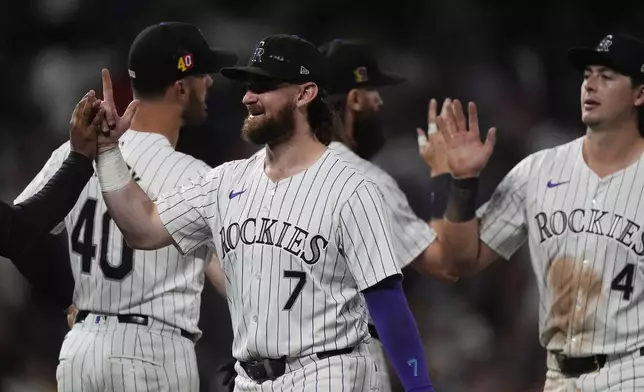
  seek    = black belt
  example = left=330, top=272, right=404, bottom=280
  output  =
left=240, top=347, right=354, bottom=383
left=368, top=324, right=379, bottom=340
left=75, top=310, right=197, bottom=343
left=554, top=348, right=644, bottom=377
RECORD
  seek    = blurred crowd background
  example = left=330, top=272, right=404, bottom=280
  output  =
left=1, top=0, right=643, bottom=391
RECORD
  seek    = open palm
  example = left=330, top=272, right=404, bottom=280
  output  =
left=436, top=100, right=496, bottom=178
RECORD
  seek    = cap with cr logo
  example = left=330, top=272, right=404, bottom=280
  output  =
left=567, top=33, right=644, bottom=81
left=220, top=34, right=327, bottom=87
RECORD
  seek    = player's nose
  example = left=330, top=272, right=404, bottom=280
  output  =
left=242, top=90, right=259, bottom=105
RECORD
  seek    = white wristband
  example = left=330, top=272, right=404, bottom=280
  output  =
left=97, top=148, right=132, bottom=192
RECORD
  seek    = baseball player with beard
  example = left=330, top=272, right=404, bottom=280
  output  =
left=435, top=33, right=644, bottom=391
left=93, top=34, right=436, bottom=392
left=319, top=38, right=457, bottom=392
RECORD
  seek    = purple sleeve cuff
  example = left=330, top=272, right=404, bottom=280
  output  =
left=363, top=277, right=434, bottom=392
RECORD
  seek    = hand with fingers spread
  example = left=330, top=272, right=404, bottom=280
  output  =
left=69, top=90, right=106, bottom=159
left=97, top=68, right=140, bottom=153
left=436, top=99, right=496, bottom=179
left=417, top=98, right=451, bottom=176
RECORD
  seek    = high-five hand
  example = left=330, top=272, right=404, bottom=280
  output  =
left=69, top=90, right=105, bottom=159
left=97, top=68, right=140, bottom=153
left=436, top=100, right=496, bottom=179
left=418, top=98, right=451, bottom=176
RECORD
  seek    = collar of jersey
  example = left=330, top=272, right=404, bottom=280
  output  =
left=121, top=129, right=173, bottom=148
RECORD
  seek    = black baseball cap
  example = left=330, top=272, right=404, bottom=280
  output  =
left=220, top=34, right=326, bottom=87
left=318, top=39, right=406, bottom=95
left=128, top=22, right=238, bottom=87
left=567, top=33, right=644, bottom=81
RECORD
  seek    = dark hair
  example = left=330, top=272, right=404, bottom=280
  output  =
left=131, top=79, right=175, bottom=100
left=306, top=88, right=335, bottom=146
left=632, top=75, right=644, bottom=137
left=326, top=93, right=355, bottom=146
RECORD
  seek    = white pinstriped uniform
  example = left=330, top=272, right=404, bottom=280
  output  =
left=15, top=130, right=213, bottom=392
left=155, top=147, right=402, bottom=391
left=478, top=136, right=644, bottom=391
left=330, top=141, right=435, bottom=392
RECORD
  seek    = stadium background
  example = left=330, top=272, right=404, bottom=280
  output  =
left=0, top=0, right=643, bottom=391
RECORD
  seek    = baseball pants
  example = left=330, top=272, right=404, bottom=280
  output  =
left=56, top=312, right=198, bottom=392
left=544, top=350, right=644, bottom=391
left=367, top=337, right=392, bottom=392
left=233, top=342, right=380, bottom=392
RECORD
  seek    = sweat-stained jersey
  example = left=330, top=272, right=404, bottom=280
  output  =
left=478, top=136, right=644, bottom=356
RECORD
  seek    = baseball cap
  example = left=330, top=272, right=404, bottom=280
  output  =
left=567, top=33, right=644, bottom=81
left=220, top=34, right=326, bottom=87
left=318, top=39, right=406, bottom=95
left=127, top=22, right=238, bottom=87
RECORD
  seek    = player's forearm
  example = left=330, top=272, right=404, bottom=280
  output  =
left=1, top=152, right=94, bottom=260
left=412, top=244, right=459, bottom=282
left=97, top=148, right=172, bottom=250
left=206, top=256, right=227, bottom=297
left=442, top=177, right=483, bottom=276
left=364, top=277, right=434, bottom=392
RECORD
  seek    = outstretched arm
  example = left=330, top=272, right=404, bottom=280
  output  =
left=96, top=149, right=172, bottom=250
left=93, top=68, right=169, bottom=250
left=1, top=92, right=102, bottom=260
left=435, top=99, right=501, bottom=276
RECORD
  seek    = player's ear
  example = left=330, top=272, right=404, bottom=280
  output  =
left=296, top=83, right=318, bottom=108
left=346, top=89, right=362, bottom=112
left=634, top=83, right=644, bottom=108
left=171, top=79, right=189, bottom=103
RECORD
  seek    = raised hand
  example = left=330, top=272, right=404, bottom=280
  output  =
left=436, top=99, right=496, bottom=179
left=97, top=68, right=140, bottom=152
left=69, top=90, right=105, bottom=159
left=417, top=98, right=450, bottom=176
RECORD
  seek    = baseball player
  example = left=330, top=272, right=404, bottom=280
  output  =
left=319, top=38, right=457, bottom=392
left=14, top=22, right=237, bottom=392
left=434, top=33, right=644, bottom=391
left=94, top=34, right=435, bottom=392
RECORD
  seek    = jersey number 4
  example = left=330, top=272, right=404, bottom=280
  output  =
left=71, top=199, right=134, bottom=281
left=611, top=263, right=635, bottom=301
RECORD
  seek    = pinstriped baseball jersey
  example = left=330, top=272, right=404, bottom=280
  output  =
left=329, top=142, right=436, bottom=268
left=156, top=147, right=402, bottom=361
left=15, top=130, right=213, bottom=335
left=478, top=136, right=644, bottom=356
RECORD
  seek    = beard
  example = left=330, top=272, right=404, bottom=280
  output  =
left=181, top=89, right=207, bottom=126
left=352, top=110, right=385, bottom=160
left=242, top=101, right=296, bottom=145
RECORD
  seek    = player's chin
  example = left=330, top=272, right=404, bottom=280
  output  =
left=581, top=112, right=602, bottom=128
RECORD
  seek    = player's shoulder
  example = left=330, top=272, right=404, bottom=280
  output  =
left=530, top=135, right=583, bottom=162
left=328, top=141, right=391, bottom=182
left=325, top=148, right=383, bottom=199
left=202, top=148, right=265, bottom=186
left=519, top=136, right=583, bottom=175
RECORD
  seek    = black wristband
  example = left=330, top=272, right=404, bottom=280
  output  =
left=65, top=151, right=95, bottom=177
left=430, top=173, right=451, bottom=220
left=445, top=178, right=478, bottom=222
